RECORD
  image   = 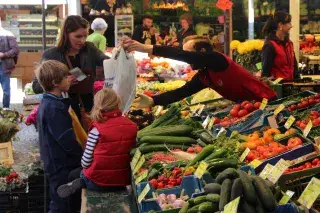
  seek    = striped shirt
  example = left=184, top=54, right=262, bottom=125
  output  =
left=81, top=128, right=99, bottom=168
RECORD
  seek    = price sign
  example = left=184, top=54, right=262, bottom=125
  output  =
left=260, top=98, right=268, bottom=110
left=279, top=190, right=295, bottom=205
left=138, top=184, right=151, bottom=203
left=256, top=62, right=262, bottom=70
left=192, top=104, right=201, bottom=115
left=194, top=161, right=208, bottom=179
left=249, top=159, right=263, bottom=169
left=154, top=106, right=163, bottom=117
left=224, top=197, right=240, bottom=213
left=298, top=177, right=320, bottom=209
left=202, top=116, right=210, bottom=128
left=303, top=120, right=313, bottom=137
left=273, top=78, right=283, bottom=85
left=198, top=104, right=205, bottom=115
left=239, top=148, right=250, bottom=162
left=135, top=170, right=148, bottom=184
left=259, top=164, right=274, bottom=180
left=207, top=117, right=216, bottom=130
left=274, top=104, right=285, bottom=116
left=133, top=155, right=145, bottom=174
left=284, top=115, right=296, bottom=129
left=130, top=149, right=141, bottom=170
left=267, top=159, right=290, bottom=184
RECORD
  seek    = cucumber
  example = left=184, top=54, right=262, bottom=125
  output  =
left=187, top=204, right=200, bottom=213
left=138, top=144, right=190, bottom=154
left=230, top=178, right=243, bottom=201
left=199, top=202, right=214, bottom=213
left=199, top=131, right=214, bottom=144
left=179, top=202, right=189, bottom=213
left=138, top=125, right=193, bottom=139
left=252, top=176, right=276, bottom=211
left=264, top=179, right=276, bottom=193
left=194, top=195, right=207, bottom=205
left=256, top=197, right=266, bottom=213
left=206, top=194, right=220, bottom=203
left=197, top=139, right=207, bottom=147
left=140, top=136, right=197, bottom=145
left=188, top=198, right=195, bottom=207
left=219, top=179, right=232, bottom=211
left=215, top=168, right=238, bottom=184
left=237, top=170, right=256, bottom=204
left=240, top=198, right=256, bottom=213
left=204, top=183, right=221, bottom=194
left=188, top=145, right=215, bottom=166
left=204, top=149, right=227, bottom=162
left=207, top=159, right=239, bottom=176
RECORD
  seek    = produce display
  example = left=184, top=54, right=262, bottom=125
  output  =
left=0, top=166, right=25, bottom=192
left=284, top=157, right=320, bottom=174
left=287, top=94, right=320, bottom=112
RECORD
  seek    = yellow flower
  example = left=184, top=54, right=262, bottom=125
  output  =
left=237, top=43, right=246, bottom=54
left=230, top=40, right=241, bottom=50
left=256, top=40, right=264, bottom=51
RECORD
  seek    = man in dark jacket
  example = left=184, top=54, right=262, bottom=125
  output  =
left=36, top=60, right=83, bottom=213
left=132, top=15, right=156, bottom=45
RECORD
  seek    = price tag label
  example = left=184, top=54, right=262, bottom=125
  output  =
left=138, top=184, right=151, bottom=203
left=279, top=190, right=295, bottom=205
left=130, top=149, right=141, bottom=170
left=197, top=104, right=205, bottom=115
left=224, top=197, right=240, bottom=213
left=274, top=104, right=285, bottom=116
left=284, top=115, right=296, bottom=129
left=267, top=159, right=290, bottom=184
left=133, top=155, right=145, bottom=174
left=239, top=148, right=250, bottom=162
left=154, top=106, right=163, bottom=116
left=303, top=120, right=313, bottom=137
left=249, top=159, right=263, bottom=169
left=260, top=98, right=268, bottom=110
left=273, top=78, right=283, bottom=85
left=192, top=104, right=201, bottom=115
left=298, top=177, right=320, bottom=209
left=194, top=161, right=208, bottom=179
left=135, top=170, right=148, bottom=184
left=256, top=62, right=262, bottom=70
left=259, top=164, right=274, bottom=180
left=207, top=117, right=216, bottom=130
left=202, top=116, right=210, bottom=128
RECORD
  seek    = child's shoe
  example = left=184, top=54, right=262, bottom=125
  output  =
left=57, top=178, right=83, bottom=198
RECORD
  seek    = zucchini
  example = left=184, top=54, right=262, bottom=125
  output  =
left=240, top=198, right=256, bottom=213
left=207, top=159, right=239, bottom=176
left=140, top=136, right=197, bottom=145
left=215, top=168, right=238, bottom=184
left=252, top=176, right=276, bottom=211
left=138, top=144, right=189, bottom=154
left=204, top=183, right=221, bottom=194
left=256, top=197, right=266, bottom=213
left=188, top=198, right=195, bottom=207
left=138, top=125, right=193, bottom=140
left=230, top=178, right=243, bottom=201
left=179, top=202, right=189, bottom=213
left=204, top=149, right=227, bottom=162
left=206, top=194, right=220, bottom=203
left=160, top=115, right=180, bottom=126
left=187, top=204, right=200, bottom=213
left=188, top=145, right=215, bottom=166
left=199, top=202, right=214, bottom=213
left=199, top=131, right=214, bottom=144
left=197, top=139, right=207, bottom=147
left=194, top=195, right=207, bottom=205
left=237, top=170, right=256, bottom=204
left=219, top=179, right=232, bottom=211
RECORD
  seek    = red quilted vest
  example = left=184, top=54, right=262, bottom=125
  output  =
left=83, top=110, right=137, bottom=187
left=199, top=54, right=276, bottom=102
left=269, top=40, right=295, bottom=80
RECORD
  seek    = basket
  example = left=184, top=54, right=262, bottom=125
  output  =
left=0, top=190, right=28, bottom=213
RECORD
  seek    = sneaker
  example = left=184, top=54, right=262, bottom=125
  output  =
left=57, top=178, right=82, bottom=198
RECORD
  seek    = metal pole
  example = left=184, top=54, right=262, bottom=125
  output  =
left=42, top=0, right=46, bottom=51
left=248, top=0, right=254, bottom=39
left=224, top=9, right=231, bottom=56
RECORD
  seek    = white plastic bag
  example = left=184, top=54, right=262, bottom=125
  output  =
left=103, top=48, right=136, bottom=113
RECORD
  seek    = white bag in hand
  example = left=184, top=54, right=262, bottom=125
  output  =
left=107, top=48, right=136, bottom=113
left=103, top=48, right=119, bottom=88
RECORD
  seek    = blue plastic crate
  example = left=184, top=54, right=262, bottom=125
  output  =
left=268, top=91, right=316, bottom=106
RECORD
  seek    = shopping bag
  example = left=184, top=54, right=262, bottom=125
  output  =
left=112, top=48, right=137, bottom=113
left=69, top=107, right=88, bottom=149
left=103, top=48, right=119, bottom=89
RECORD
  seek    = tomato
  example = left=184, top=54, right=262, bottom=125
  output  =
left=246, top=152, right=255, bottom=162
left=238, top=109, right=249, bottom=118
left=305, top=162, right=312, bottom=169
left=257, top=146, right=267, bottom=154
left=313, top=118, right=320, bottom=127
left=157, top=182, right=165, bottom=189
left=274, top=146, right=287, bottom=154
left=254, top=102, right=261, bottom=109
left=317, top=161, right=320, bottom=167
left=187, top=147, right=195, bottom=153
left=269, top=142, right=279, bottom=149
left=312, top=158, right=320, bottom=166
left=230, top=108, right=239, bottom=118
left=158, top=175, right=165, bottom=182
left=295, top=120, right=301, bottom=126
left=300, top=123, right=307, bottom=129
left=194, top=146, right=203, bottom=153
left=176, top=176, right=182, bottom=185
left=297, top=165, right=305, bottom=171
left=244, top=103, right=254, bottom=112
left=233, top=104, right=241, bottom=111
left=310, top=111, right=319, bottom=117
left=263, top=151, right=273, bottom=159
left=287, top=137, right=303, bottom=149
left=221, top=121, right=230, bottom=127
left=149, top=179, right=158, bottom=189
left=213, top=117, right=220, bottom=124
left=241, top=101, right=250, bottom=108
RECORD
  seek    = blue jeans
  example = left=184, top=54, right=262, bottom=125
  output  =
left=0, top=63, right=10, bottom=108
left=80, top=171, right=107, bottom=191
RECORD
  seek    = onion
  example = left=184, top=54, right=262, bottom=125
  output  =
left=172, top=199, right=186, bottom=208
left=166, top=194, right=177, bottom=204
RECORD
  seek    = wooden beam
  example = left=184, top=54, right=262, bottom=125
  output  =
left=290, top=0, right=300, bottom=61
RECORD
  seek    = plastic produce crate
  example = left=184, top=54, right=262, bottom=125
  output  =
left=0, top=190, right=28, bottom=213
left=268, top=91, right=316, bottom=106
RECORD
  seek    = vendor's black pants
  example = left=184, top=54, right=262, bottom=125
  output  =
left=69, top=93, right=94, bottom=121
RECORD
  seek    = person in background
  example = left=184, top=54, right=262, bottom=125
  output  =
left=35, top=60, right=83, bottom=213
left=57, top=88, right=137, bottom=212
left=261, top=11, right=299, bottom=80
left=123, top=36, right=276, bottom=108
left=87, top=18, right=108, bottom=52
left=132, top=15, right=156, bottom=45
left=32, top=15, right=109, bottom=121
left=0, top=28, right=19, bottom=108
left=174, top=13, right=196, bottom=47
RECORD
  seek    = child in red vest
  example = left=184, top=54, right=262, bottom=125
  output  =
left=57, top=88, right=137, bottom=211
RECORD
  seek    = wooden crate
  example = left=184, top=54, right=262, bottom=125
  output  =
left=0, top=142, right=14, bottom=165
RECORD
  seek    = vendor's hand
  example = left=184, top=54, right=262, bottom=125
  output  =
left=0, top=52, right=4, bottom=58
left=132, top=94, right=154, bottom=108
left=122, top=40, right=153, bottom=54
left=150, top=27, right=157, bottom=35
left=68, top=75, right=78, bottom=84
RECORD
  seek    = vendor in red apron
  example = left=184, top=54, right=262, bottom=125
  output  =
left=123, top=36, right=276, bottom=108
left=261, top=11, right=299, bottom=80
